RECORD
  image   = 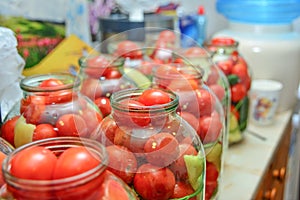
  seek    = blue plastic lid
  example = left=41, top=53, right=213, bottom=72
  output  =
left=216, top=0, right=300, bottom=24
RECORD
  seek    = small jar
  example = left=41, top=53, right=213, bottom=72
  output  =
left=92, top=88, right=206, bottom=200
left=152, top=64, right=226, bottom=200
left=1, top=137, right=137, bottom=200
left=1, top=73, right=102, bottom=148
left=204, top=37, right=251, bottom=145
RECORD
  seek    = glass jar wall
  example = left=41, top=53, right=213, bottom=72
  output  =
left=204, top=37, right=251, bottom=145
left=1, top=73, right=102, bottom=148
left=92, top=88, right=206, bottom=200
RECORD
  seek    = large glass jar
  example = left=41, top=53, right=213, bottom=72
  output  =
left=0, top=137, right=137, bottom=200
left=177, top=46, right=231, bottom=149
left=152, top=64, right=226, bottom=200
left=1, top=73, right=102, bottom=148
left=92, top=88, right=206, bottom=200
left=204, top=37, right=251, bottom=145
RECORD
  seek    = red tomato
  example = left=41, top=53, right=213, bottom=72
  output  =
left=0, top=152, right=7, bottom=186
left=209, top=84, right=225, bottom=101
left=1, top=115, right=20, bottom=146
left=205, top=161, right=219, bottom=200
left=97, top=172, right=131, bottom=200
left=134, top=163, right=176, bottom=200
left=55, top=114, right=88, bottom=137
left=158, top=30, right=176, bottom=44
left=32, top=124, right=58, bottom=141
left=231, top=83, right=247, bottom=102
left=138, top=88, right=171, bottom=106
left=216, top=60, right=234, bottom=75
left=211, top=37, right=235, bottom=46
left=171, top=182, right=196, bottom=199
left=103, top=67, right=122, bottom=79
left=196, top=88, right=215, bottom=117
left=39, top=78, right=64, bottom=88
left=167, top=77, right=199, bottom=91
left=80, top=109, right=103, bottom=136
left=81, top=79, right=102, bottom=100
left=10, top=146, right=57, bottom=180
left=169, top=143, right=197, bottom=180
left=94, top=117, right=117, bottom=146
left=114, top=99, right=151, bottom=127
left=21, top=97, right=46, bottom=125
left=85, top=56, right=110, bottom=79
left=115, top=40, right=142, bottom=59
left=206, top=66, right=220, bottom=85
left=198, top=111, right=222, bottom=144
left=144, top=132, right=180, bottom=167
left=183, top=46, right=207, bottom=58
left=94, top=97, right=111, bottom=117
left=53, top=146, right=100, bottom=179
left=106, top=145, right=137, bottom=184
left=180, top=111, right=199, bottom=131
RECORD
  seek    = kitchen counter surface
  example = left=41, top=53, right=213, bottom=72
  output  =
left=219, top=109, right=293, bottom=200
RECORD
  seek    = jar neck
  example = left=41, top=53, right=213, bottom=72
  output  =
left=228, top=21, right=293, bottom=34
left=111, top=88, right=179, bottom=116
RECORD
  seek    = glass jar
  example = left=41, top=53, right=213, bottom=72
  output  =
left=152, top=64, right=226, bottom=200
left=177, top=46, right=231, bottom=149
left=204, top=37, right=251, bottom=145
left=214, top=0, right=300, bottom=112
left=1, top=137, right=137, bottom=200
left=92, top=88, right=206, bottom=200
left=1, top=73, right=102, bottom=148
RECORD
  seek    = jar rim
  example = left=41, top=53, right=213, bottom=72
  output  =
left=110, top=88, right=179, bottom=113
left=20, top=73, right=80, bottom=92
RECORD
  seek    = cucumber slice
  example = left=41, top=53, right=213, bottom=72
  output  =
left=184, top=154, right=205, bottom=191
left=122, top=68, right=151, bottom=89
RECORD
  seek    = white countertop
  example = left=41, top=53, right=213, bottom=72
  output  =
left=219, top=109, right=293, bottom=200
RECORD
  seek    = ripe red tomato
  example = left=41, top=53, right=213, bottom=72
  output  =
left=0, top=152, right=7, bottom=186
left=80, top=109, right=103, bottom=136
left=94, top=97, right=111, bottom=117
left=171, top=182, right=196, bottom=199
left=39, top=78, right=64, bottom=88
left=198, top=111, right=222, bottom=144
left=85, top=56, right=110, bottom=79
left=216, top=60, right=234, bottom=75
left=144, top=132, right=180, bottom=167
left=115, top=40, right=142, bottom=59
left=180, top=111, right=199, bottom=131
left=21, top=97, right=46, bottom=125
left=106, top=145, right=137, bottom=184
left=81, top=79, right=102, bottom=100
left=55, top=114, right=88, bottom=137
left=138, top=88, right=171, bottom=106
left=97, top=171, right=132, bottom=200
left=53, top=146, right=101, bottom=179
left=183, top=46, right=207, bottom=58
left=158, top=30, right=176, bottom=44
left=94, top=117, right=117, bottom=146
left=114, top=99, right=151, bottom=127
left=205, top=161, right=219, bottom=200
left=169, top=143, right=197, bottom=180
left=103, top=67, right=122, bottom=79
left=1, top=115, right=20, bottom=146
left=196, top=88, right=215, bottom=117
left=209, top=84, right=225, bottom=101
left=10, top=146, right=57, bottom=180
left=206, top=66, right=220, bottom=85
left=32, top=124, right=58, bottom=141
left=211, top=37, right=235, bottom=46
left=134, top=163, right=176, bottom=200
left=231, top=83, right=247, bottom=102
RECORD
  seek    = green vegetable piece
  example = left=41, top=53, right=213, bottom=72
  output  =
left=123, top=68, right=151, bottom=89
left=227, top=74, right=240, bottom=85
left=184, top=154, right=205, bottom=191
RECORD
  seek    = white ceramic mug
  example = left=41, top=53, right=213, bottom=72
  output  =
left=249, top=79, right=283, bottom=126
